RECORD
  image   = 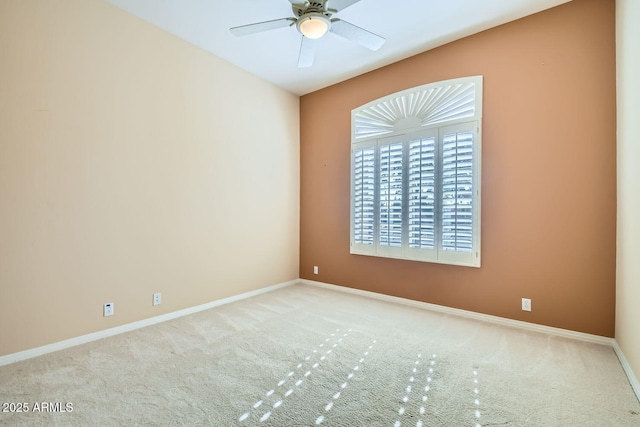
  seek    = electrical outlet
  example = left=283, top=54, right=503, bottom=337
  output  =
left=313, top=265, right=319, bottom=275
left=153, top=292, right=161, bottom=306
left=104, top=302, right=114, bottom=317
left=522, top=298, right=532, bottom=312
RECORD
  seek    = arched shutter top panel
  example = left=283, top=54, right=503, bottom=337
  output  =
left=352, top=76, right=483, bottom=141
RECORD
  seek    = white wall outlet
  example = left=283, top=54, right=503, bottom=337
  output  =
left=522, top=298, right=532, bottom=312
left=313, top=265, right=319, bottom=275
left=104, top=302, right=114, bottom=317
left=153, top=292, right=161, bottom=306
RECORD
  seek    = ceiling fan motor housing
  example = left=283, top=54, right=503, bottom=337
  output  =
left=293, top=1, right=327, bottom=16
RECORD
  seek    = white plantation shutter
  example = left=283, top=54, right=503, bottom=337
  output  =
left=353, top=79, right=478, bottom=140
left=352, top=145, right=376, bottom=247
left=351, top=76, right=481, bottom=267
left=379, top=142, right=403, bottom=249
left=441, top=126, right=474, bottom=252
left=408, top=135, right=436, bottom=251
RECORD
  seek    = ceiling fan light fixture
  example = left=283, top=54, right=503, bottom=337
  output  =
left=297, top=13, right=331, bottom=39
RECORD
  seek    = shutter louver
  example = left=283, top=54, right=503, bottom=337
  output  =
left=408, top=137, right=436, bottom=249
left=353, top=147, right=375, bottom=245
left=441, top=131, right=474, bottom=252
left=379, top=142, right=403, bottom=247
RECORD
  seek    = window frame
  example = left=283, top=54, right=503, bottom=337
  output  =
left=350, top=76, right=482, bottom=268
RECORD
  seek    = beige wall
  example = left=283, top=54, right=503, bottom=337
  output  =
left=300, top=0, right=617, bottom=336
left=0, top=0, right=300, bottom=356
left=616, top=0, right=640, bottom=388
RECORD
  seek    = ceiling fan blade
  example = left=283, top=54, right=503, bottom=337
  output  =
left=327, top=0, right=361, bottom=12
left=298, top=36, right=318, bottom=68
left=330, top=19, right=385, bottom=51
left=230, top=18, right=296, bottom=37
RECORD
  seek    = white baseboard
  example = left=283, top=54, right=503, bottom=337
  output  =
left=302, top=279, right=614, bottom=345
left=0, top=279, right=297, bottom=367
left=302, top=279, right=640, bottom=403
left=613, top=340, right=640, bottom=402
left=3, top=277, right=638, bottom=404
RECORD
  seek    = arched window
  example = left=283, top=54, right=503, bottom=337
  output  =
left=350, top=76, right=482, bottom=267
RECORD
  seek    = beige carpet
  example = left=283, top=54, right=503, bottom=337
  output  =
left=0, top=283, right=639, bottom=426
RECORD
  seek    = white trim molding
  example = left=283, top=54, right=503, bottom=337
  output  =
left=302, top=279, right=612, bottom=344
left=613, top=341, right=640, bottom=402
left=0, top=279, right=297, bottom=367
left=2, top=276, right=638, bottom=405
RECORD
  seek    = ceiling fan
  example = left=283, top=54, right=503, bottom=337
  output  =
left=230, top=0, right=385, bottom=68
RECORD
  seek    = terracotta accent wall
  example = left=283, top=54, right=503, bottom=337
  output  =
left=0, top=0, right=299, bottom=356
left=300, top=0, right=616, bottom=336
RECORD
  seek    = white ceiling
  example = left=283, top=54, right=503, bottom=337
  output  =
left=104, top=0, right=571, bottom=96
